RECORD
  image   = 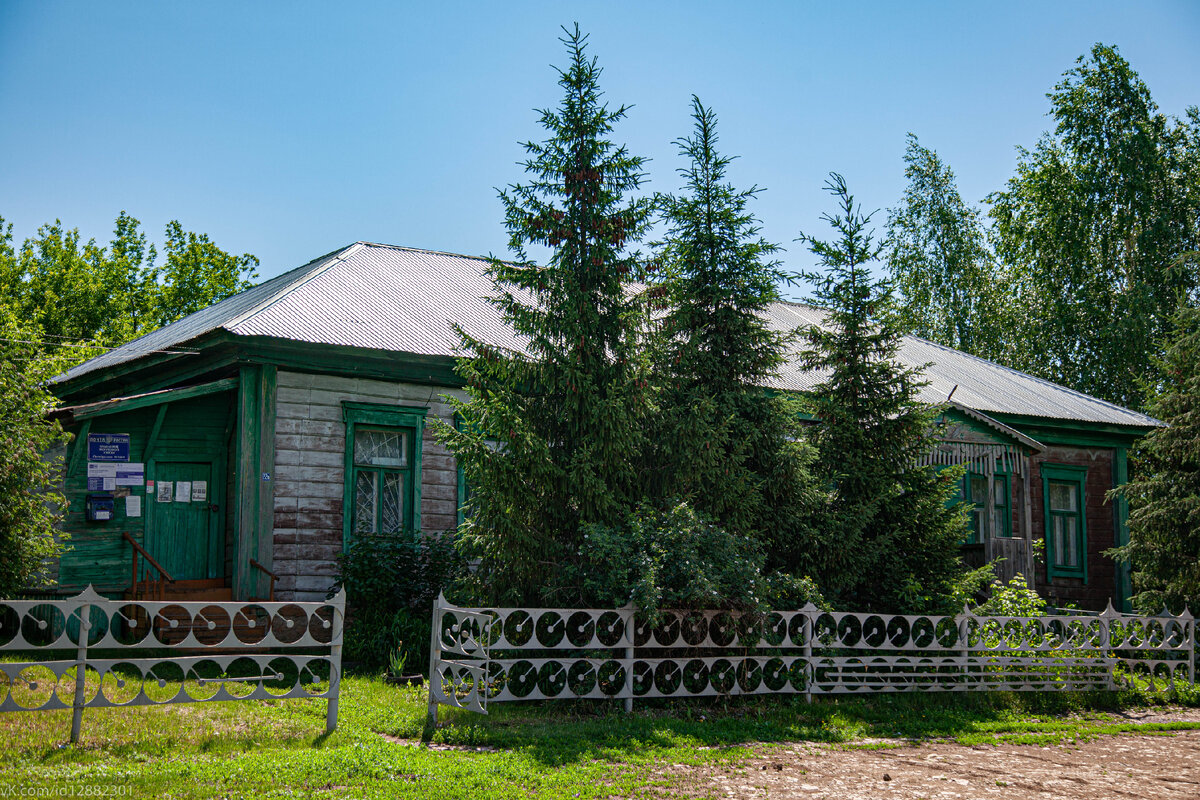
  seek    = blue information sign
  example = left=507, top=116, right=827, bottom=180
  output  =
left=87, top=433, right=131, bottom=462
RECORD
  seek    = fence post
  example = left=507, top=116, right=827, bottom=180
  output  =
left=621, top=601, right=636, bottom=713
left=325, top=589, right=346, bottom=734
left=958, top=604, right=972, bottom=687
left=423, top=592, right=445, bottom=739
left=801, top=604, right=815, bottom=704
left=1099, top=600, right=1116, bottom=690
left=69, top=588, right=95, bottom=745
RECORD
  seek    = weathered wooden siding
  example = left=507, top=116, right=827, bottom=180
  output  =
left=1028, top=446, right=1116, bottom=611
left=271, top=371, right=463, bottom=601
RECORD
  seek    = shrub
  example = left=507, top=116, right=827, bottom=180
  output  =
left=559, top=501, right=825, bottom=620
left=332, top=530, right=467, bottom=671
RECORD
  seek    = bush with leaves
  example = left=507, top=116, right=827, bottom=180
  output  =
left=333, top=530, right=467, bottom=671
left=0, top=304, right=70, bottom=597
left=560, top=501, right=825, bottom=621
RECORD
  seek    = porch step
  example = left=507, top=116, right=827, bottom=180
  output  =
left=124, top=578, right=233, bottom=603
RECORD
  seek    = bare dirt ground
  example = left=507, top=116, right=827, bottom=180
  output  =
left=664, top=709, right=1200, bottom=800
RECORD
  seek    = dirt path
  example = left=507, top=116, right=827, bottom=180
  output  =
left=665, top=710, right=1200, bottom=799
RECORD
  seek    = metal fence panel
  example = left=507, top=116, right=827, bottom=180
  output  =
left=0, top=586, right=345, bottom=742
left=426, top=596, right=1194, bottom=721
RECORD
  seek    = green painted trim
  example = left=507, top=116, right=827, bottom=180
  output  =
left=454, top=414, right=466, bottom=529
left=66, top=419, right=91, bottom=479
left=54, top=330, right=464, bottom=406
left=143, top=404, right=168, bottom=462
left=233, top=365, right=263, bottom=600
left=256, top=365, right=277, bottom=593
left=989, top=412, right=1153, bottom=447
left=240, top=337, right=462, bottom=388
left=69, top=377, right=239, bottom=420
left=1113, top=446, right=1132, bottom=612
left=341, top=402, right=429, bottom=551
left=1041, top=463, right=1089, bottom=583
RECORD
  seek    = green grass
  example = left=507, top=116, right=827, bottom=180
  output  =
left=1, top=675, right=1198, bottom=799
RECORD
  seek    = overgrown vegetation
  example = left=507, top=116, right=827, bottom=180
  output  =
left=334, top=530, right=467, bottom=671
left=0, top=305, right=70, bottom=597
left=1109, top=302, right=1200, bottom=614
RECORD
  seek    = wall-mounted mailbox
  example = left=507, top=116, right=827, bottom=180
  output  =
left=85, top=493, right=115, bottom=522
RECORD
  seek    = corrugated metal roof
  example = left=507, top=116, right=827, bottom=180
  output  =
left=56, top=242, right=1159, bottom=428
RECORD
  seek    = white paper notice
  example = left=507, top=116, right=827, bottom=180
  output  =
left=157, top=481, right=173, bottom=502
left=114, top=462, right=145, bottom=486
left=126, top=495, right=142, bottom=517
left=175, top=481, right=192, bottom=502
left=87, top=463, right=117, bottom=479
left=191, top=481, right=207, bottom=503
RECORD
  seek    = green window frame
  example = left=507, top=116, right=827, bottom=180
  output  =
left=966, top=471, right=1012, bottom=542
left=342, top=402, right=427, bottom=549
left=951, top=470, right=1012, bottom=544
left=1041, top=463, right=1088, bottom=582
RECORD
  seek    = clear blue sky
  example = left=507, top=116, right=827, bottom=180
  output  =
left=2, top=1, right=1198, bottom=299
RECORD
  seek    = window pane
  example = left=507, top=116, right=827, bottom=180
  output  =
left=970, top=475, right=987, bottom=502
left=1066, top=517, right=1078, bottom=566
left=992, top=507, right=1007, bottom=536
left=993, top=477, right=1007, bottom=508
left=354, top=471, right=377, bottom=533
left=1053, top=517, right=1066, bottom=565
left=381, top=472, right=404, bottom=532
left=1048, top=481, right=1077, bottom=512
left=355, top=429, right=408, bottom=467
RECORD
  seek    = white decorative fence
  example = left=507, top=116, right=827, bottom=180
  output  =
left=0, top=587, right=345, bottom=742
left=426, top=593, right=1194, bottom=722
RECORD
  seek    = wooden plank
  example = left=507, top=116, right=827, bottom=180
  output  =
left=256, top=365, right=278, bottom=594
left=72, top=377, right=239, bottom=420
left=143, top=404, right=168, bottom=461
left=66, top=419, right=91, bottom=479
left=233, top=365, right=261, bottom=600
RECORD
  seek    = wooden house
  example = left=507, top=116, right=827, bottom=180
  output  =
left=46, top=243, right=1157, bottom=609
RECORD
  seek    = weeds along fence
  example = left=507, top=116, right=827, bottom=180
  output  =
left=0, top=587, right=345, bottom=742
left=426, top=593, right=1194, bottom=721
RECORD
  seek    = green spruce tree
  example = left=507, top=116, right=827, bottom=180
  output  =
left=798, top=174, right=966, bottom=612
left=1109, top=300, right=1200, bottom=613
left=652, top=96, right=821, bottom=576
left=437, top=26, right=653, bottom=605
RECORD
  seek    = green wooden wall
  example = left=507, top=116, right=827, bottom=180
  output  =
left=57, top=391, right=235, bottom=592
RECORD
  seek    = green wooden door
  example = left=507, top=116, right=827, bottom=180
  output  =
left=147, top=462, right=221, bottom=580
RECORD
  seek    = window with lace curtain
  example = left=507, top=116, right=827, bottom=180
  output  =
left=341, top=402, right=427, bottom=547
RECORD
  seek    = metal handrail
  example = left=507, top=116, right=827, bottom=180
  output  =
left=249, top=558, right=278, bottom=602
left=123, top=532, right=175, bottom=600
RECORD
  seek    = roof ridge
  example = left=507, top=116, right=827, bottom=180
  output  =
left=355, top=241, right=501, bottom=265
left=224, top=243, right=364, bottom=330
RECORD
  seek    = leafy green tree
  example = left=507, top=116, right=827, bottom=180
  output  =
left=886, top=134, right=1008, bottom=359
left=0, top=213, right=257, bottom=366
left=798, top=174, right=967, bottom=612
left=651, top=96, right=822, bottom=575
left=0, top=302, right=70, bottom=596
left=436, top=26, right=654, bottom=605
left=988, top=44, right=1200, bottom=410
left=156, top=220, right=258, bottom=326
left=1108, top=302, right=1200, bottom=613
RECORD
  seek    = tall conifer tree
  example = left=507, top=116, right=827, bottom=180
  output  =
left=652, top=97, right=820, bottom=570
left=438, top=26, right=653, bottom=605
left=799, top=175, right=966, bottom=612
